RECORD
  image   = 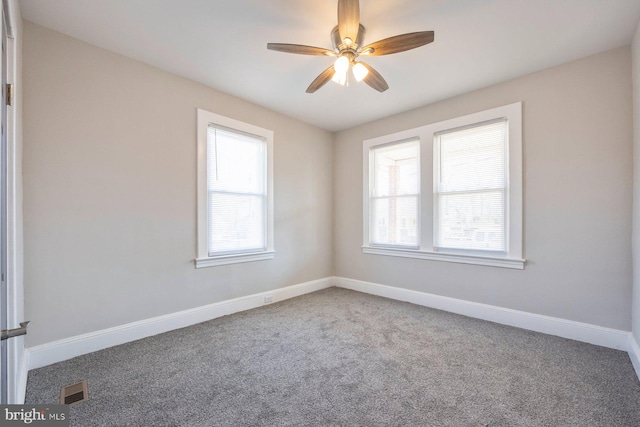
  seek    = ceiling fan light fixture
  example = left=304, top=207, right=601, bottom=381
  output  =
left=332, top=71, right=348, bottom=86
left=352, top=62, right=368, bottom=82
left=334, top=55, right=349, bottom=74
left=332, top=55, right=350, bottom=86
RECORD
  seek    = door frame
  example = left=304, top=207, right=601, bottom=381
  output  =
left=1, top=0, right=24, bottom=404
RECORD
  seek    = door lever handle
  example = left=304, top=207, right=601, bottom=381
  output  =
left=1, top=321, right=30, bottom=340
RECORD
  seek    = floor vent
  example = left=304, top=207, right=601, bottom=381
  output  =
left=60, top=379, right=88, bottom=406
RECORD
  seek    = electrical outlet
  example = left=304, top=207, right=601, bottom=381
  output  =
left=264, top=295, right=273, bottom=304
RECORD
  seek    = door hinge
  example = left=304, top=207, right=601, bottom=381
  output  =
left=6, top=83, right=13, bottom=106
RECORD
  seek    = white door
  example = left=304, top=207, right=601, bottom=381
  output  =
left=0, top=0, right=23, bottom=405
left=0, top=0, right=9, bottom=402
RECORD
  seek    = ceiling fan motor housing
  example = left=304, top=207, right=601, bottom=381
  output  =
left=332, top=24, right=366, bottom=53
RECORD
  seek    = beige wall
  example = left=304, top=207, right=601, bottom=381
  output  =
left=632, top=20, right=640, bottom=343
left=334, top=47, right=633, bottom=330
left=22, top=21, right=334, bottom=347
left=22, top=18, right=636, bottom=348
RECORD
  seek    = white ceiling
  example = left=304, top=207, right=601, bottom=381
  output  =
left=18, top=0, right=640, bottom=132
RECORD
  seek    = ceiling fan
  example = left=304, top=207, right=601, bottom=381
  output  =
left=267, top=0, right=434, bottom=93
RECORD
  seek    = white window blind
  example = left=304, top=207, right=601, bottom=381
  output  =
left=370, top=140, right=420, bottom=247
left=207, top=126, right=266, bottom=255
left=435, top=120, right=507, bottom=252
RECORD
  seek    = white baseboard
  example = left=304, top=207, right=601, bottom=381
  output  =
left=28, top=277, right=333, bottom=370
left=16, top=348, right=30, bottom=403
left=629, top=334, right=640, bottom=381
left=26, top=275, right=639, bottom=384
left=334, top=276, right=630, bottom=351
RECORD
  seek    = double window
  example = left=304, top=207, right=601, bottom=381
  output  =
left=363, top=103, right=523, bottom=269
left=196, top=109, right=274, bottom=268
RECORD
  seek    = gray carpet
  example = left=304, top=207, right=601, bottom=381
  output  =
left=26, top=287, right=640, bottom=426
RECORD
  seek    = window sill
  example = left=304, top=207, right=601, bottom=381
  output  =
left=195, top=251, right=275, bottom=268
left=362, top=246, right=525, bottom=270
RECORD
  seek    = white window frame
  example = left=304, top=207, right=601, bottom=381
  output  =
left=195, top=109, right=274, bottom=268
left=363, top=102, right=524, bottom=269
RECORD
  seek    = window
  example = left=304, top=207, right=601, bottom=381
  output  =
left=434, top=120, right=507, bottom=252
left=369, top=140, right=420, bottom=247
left=363, top=103, right=523, bottom=269
left=196, top=109, right=274, bottom=268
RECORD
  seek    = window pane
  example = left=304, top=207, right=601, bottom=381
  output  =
left=208, top=126, right=265, bottom=194
left=436, top=190, right=505, bottom=251
left=435, top=120, right=507, bottom=252
left=373, top=141, right=419, bottom=197
left=371, top=196, right=418, bottom=246
left=439, top=121, right=505, bottom=192
left=208, top=193, right=265, bottom=254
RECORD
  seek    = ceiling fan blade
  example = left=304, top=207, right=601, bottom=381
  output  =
left=359, top=62, right=389, bottom=92
left=361, top=31, right=434, bottom=56
left=267, top=43, right=335, bottom=56
left=306, top=65, right=336, bottom=93
left=338, top=0, right=360, bottom=44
